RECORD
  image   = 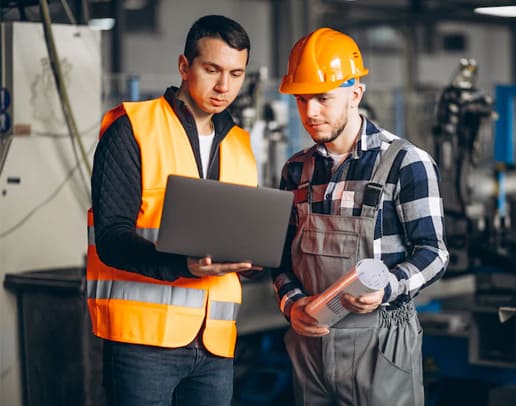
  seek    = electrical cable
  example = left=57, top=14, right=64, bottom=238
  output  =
left=32, top=121, right=100, bottom=138
left=37, top=0, right=92, bottom=202
left=59, top=0, right=77, bottom=25
left=0, top=139, right=97, bottom=239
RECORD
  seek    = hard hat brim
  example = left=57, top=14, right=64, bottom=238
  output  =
left=279, top=71, right=368, bottom=95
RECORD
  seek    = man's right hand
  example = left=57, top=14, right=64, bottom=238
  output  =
left=187, top=256, right=262, bottom=277
left=290, top=297, right=330, bottom=337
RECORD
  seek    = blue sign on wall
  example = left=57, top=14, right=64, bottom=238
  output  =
left=0, top=87, right=11, bottom=112
left=0, top=112, right=11, bottom=133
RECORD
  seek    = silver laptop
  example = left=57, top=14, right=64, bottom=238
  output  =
left=155, top=175, right=293, bottom=268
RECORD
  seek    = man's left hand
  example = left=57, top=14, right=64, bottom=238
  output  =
left=340, top=289, right=384, bottom=314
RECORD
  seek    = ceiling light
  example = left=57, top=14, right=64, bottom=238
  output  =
left=89, top=1, right=115, bottom=31
left=89, top=18, right=115, bottom=30
left=474, top=6, right=516, bottom=17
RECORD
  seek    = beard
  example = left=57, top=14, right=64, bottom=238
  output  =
left=306, top=119, right=348, bottom=145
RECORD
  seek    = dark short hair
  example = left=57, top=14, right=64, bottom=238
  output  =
left=183, top=15, right=250, bottom=65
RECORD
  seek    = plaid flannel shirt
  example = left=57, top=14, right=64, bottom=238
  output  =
left=272, top=117, right=449, bottom=318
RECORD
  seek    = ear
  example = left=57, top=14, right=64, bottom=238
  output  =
left=178, top=55, right=189, bottom=80
left=351, top=83, right=366, bottom=108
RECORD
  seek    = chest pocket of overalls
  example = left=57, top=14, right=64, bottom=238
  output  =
left=299, top=228, right=358, bottom=258
left=293, top=205, right=363, bottom=295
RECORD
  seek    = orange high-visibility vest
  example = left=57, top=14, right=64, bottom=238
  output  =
left=87, top=97, right=257, bottom=357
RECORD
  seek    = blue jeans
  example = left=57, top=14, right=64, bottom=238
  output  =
left=103, top=340, right=234, bottom=406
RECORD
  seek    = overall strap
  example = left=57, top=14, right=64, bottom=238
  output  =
left=361, top=139, right=409, bottom=218
left=293, top=147, right=317, bottom=207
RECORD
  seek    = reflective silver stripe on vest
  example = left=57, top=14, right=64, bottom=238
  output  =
left=87, top=279, right=205, bottom=308
left=87, top=227, right=159, bottom=244
left=88, top=226, right=95, bottom=245
left=209, top=301, right=240, bottom=321
left=136, top=228, right=159, bottom=242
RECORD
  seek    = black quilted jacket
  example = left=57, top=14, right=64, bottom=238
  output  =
left=91, top=87, right=241, bottom=281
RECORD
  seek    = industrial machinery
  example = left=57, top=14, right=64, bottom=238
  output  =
left=228, top=67, right=289, bottom=188
left=424, top=58, right=516, bottom=405
left=433, top=57, right=516, bottom=303
left=433, top=57, right=497, bottom=275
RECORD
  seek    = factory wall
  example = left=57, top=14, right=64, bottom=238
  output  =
left=103, top=0, right=273, bottom=99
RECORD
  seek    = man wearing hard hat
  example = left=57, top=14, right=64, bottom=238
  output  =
left=272, top=28, right=449, bottom=406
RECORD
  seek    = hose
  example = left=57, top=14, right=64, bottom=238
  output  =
left=37, top=0, right=92, bottom=200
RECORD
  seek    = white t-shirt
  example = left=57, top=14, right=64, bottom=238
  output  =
left=198, top=131, right=215, bottom=178
left=328, top=151, right=351, bottom=169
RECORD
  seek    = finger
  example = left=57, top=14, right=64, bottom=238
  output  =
left=231, top=264, right=263, bottom=272
left=357, top=295, right=382, bottom=306
left=215, top=262, right=253, bottom=273
left=195, top=261, right=254, bottom=277
left=305, top=328, right=330, bottom=337
left=299, top=325, right=329, bottom=337
left=340, top=294, right=358, bottom=309
left=357, top=297, right=375, bottom=305
left=199, top=257, right=212, bottom=266
left=341, top=293, right=356, bottom=303
left=341, top=299, right=368, bottom=313
left=249, top=266, right=264, bottom=271
left=354, top=304, right=378, bottom=314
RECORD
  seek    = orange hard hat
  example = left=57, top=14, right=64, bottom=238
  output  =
left=279, top=28, right=368, bottom=94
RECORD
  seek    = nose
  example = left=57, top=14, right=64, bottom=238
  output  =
left=305, top=98, right=320, bottom=119
left=214, top=73, right=229, bottom=93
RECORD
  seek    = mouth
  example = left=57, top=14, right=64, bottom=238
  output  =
left=306, top=121, right=325, bottom=129
left=210, top=98, right=227, bottom=107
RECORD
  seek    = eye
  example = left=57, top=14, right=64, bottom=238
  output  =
left=318, top=95, right=331, bottom=103
left=295, top=96, right=307, bottom=104
left=231, top=70, right=244, bottom=78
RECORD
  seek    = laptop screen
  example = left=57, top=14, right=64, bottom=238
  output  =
left=156, top=175, right=293, bottom=268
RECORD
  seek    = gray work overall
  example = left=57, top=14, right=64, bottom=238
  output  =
left=285, top=140, right=424, bottom=406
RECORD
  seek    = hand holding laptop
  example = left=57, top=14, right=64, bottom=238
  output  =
left=187, top=256, right=263, bottom=277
